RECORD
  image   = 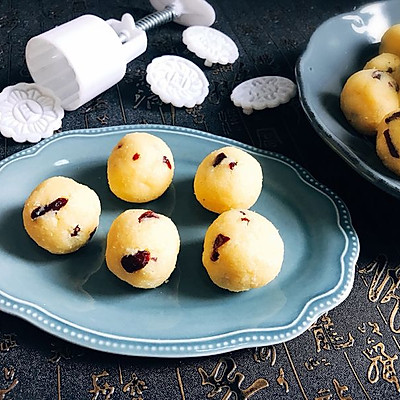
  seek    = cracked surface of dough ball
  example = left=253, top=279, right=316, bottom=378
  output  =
left=202, top=209, right=284, bottom=292
left=23, top=176, right=101, bottom=254
left=194, top=146, right=263, bottom=214
left=376, top=108, right=400, bottom=176
left=105, top=209, right=180, bottom=289
left=340, top=69, right=399, bottom=135
left=107, top=132, right=174, bottom=203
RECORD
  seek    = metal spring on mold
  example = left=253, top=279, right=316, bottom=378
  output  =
left=136, top=6, right=177, bottom=31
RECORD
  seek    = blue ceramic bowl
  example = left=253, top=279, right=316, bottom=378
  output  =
left=296, top=0, right=400, bottom=197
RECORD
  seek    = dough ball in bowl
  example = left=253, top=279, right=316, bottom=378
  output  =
left=202, top=209, right=284, bottom=292
left=380, top=24, right=400, bottom=57
left=364, top=53, right=400, bottom=75
left=22, top=176, right=101, bottom=254
left=194, top=146, right=263, bottom=214
left=364, top=53, right=400, bottom=86
left=105, top=209, right=180, bottom=289
left=107, top=132, right=174, bottom=203
left=340, top=69, right=399, bottom=135
left=376, top=108, right=400, bottom=176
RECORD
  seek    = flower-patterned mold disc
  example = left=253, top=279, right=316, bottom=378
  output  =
left=0, top=83, right=64, bottom=143
left=231, top=76, right=297, bottom=115
left=182, top=26, right=239, bottom=67
left=146, top=55, right=209, bottom=108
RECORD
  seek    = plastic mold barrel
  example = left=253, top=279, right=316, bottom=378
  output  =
left=25, top=14, right=147, bottom=111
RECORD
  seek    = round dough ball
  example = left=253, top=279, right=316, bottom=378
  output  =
left=364, top=53, right=400, bottom=74
left=105, top=209, right=180, bottom=289
left=107, top=132, right=174, bottom=203
left=364, top=53, right=400, bottom=87
left=376, top=108, right=400, bottom=175
left=340, top=69, right=399, bottom=135
left=194, top=146, right=263, bottom=214
left=380, top=25, right=400, bottom=57
left=23, top=176, right=101, bottom=254
left=202, top=209, right=284, bottom=292
left=391, top=67, right=400, bottom=88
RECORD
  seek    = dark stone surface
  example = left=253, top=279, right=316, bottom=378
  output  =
left=2, top=0, right=400, bottom=399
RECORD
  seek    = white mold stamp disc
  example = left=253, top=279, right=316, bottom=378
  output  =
left=182, top=26, right=239, bottom=67
left=0, top=83, right=64, bottom=143
left=231, top=76, right=297, bottom=114
left=146, top=55, right=209, bottom=108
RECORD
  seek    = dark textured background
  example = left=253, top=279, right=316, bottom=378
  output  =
left=2, top=0, right=400, bottom=399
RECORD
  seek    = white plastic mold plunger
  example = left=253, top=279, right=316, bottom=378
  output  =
left=0, top=83, right=64, bottom=143
left=182, top=26, right=239, bottom=67
left=231, top=76, right=297, bottom=115
left=146, top=55, right=209, bottom=108
left=149, top=0, right=215, bottom=27
left=25, top=13, right=147, bottom=111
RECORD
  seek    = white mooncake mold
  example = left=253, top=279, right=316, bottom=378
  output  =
left=149, top=0, right=216, bottom=27
left=0, top=83, right=64, bottom=143
left=146, top=55, right=209, bottom=108
left=231, top=76, right=297, bottom=115
left=182, top=26, right=239, bottom=67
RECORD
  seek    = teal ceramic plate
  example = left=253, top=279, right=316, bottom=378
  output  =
left=296, top=0, right=400, bottom=198
left=0, top=125, right=358, bottom=357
